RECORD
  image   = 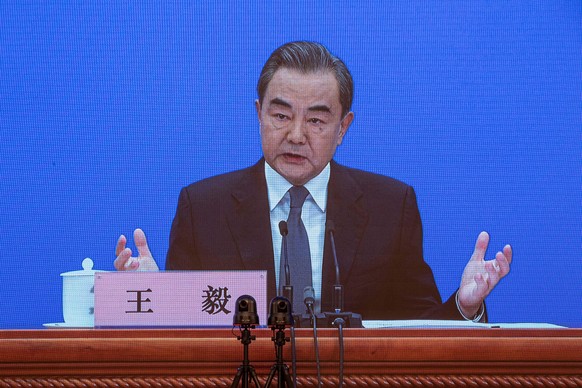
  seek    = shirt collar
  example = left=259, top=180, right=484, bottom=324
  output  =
left=265, top=161, right=330, bottom=212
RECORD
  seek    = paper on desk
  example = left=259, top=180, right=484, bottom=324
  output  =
left=362, top=320, right=566, bottom=329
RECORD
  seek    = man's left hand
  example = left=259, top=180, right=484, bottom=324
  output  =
left=458, top=231, right=512, bottom=318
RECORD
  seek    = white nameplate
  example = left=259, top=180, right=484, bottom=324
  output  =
left=94, top=271, right=267, bottom=327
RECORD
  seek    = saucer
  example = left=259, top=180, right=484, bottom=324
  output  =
left=43, top=322, right=94, bottom=328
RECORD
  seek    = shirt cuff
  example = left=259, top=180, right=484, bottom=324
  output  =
left=455, top=290, right=485, bottom=322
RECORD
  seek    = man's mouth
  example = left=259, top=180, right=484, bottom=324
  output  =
left=283, top=153, right=306, bottom=163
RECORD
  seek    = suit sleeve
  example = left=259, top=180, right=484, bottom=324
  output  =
left=166, top=187, right=200, bottom=270
left=393, top=186, right=463, bottom=319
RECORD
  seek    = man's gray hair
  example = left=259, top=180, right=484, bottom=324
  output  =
left=257, top=41, right=353, bottom=118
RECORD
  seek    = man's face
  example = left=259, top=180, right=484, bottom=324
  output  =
left=256, top=68, right=354, bottom=186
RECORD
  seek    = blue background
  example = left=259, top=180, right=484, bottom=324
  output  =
left=1, top=2, right=580, bottom=328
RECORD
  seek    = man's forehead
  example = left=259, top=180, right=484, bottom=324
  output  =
left=268, top=67, right=338, bottom=88
left=264, top=68, right=340, bottom=109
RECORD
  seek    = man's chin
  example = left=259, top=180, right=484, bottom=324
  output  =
left=278, top=166, right=313, bottom=186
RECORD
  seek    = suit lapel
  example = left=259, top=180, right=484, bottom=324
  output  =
left=321, top=161, right=368, bottom=312
left=227, top=159, right=277, bottom=300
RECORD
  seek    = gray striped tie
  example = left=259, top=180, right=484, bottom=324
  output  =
left=281, top=185, right=312, bottom=315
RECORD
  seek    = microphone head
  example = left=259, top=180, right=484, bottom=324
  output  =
left=326, top=219, right=336, bottom=234
left=303, top=286, right=315, bottom=305
left=233, top=295, right=259, bottom=326
left=278, top=220, right=288, bottom=236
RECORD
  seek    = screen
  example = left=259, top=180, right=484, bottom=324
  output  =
left=1, top=2, right=580, bottom=328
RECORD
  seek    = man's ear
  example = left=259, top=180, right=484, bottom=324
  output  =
left=255, top=99, right=262, bottom=123
left=337, top=111, right=354, bottom=145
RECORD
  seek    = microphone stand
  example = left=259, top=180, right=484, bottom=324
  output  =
left=304, top=287, right=322, bottom=388
left=279, top=221, right=294, bottom=310
left=321, top=221, right=363, bottom=328
left=278, top=221, right=297, bottom=386
left=332, top=317, right=345, bottom=388
left=324, top=221, right=358, bottom=388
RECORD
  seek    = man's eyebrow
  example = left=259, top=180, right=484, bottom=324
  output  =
left=268, top=98, right=333, bottom=114
left=269, top=97, right=292, bottom=108
left=308, top=104, right=332, bottom=113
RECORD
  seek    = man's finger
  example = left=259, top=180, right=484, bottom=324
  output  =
left=114, top=247, right=132, bottom=270
left=494, top=250, right=511, bottom=278
left=134, top=228, right=153, bottom=258
left=470, top=231, right=490, bottom=262
left=484, top=260, right=501, bottom=288
left=115, top=235, right=127, bottom=257
left=503, top=244, right=513, bottom=265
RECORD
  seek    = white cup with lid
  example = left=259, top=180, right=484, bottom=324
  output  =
left=60, top=258, right=104, bottom=327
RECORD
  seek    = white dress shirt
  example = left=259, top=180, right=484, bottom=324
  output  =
left=265, top=162, right=329, bottom=313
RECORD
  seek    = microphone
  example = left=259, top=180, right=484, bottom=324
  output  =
left=326, top=220, right=343, bottom=312
left=323, top=220, right=363, bottom=329
left=278, top=221, right=293, bottom=308
left=304, top=286, right=322, bottom=388
left=279, top=222, right=299, bottom=387
left=303, top=286, right=315, bottom=313
left=302, top=286, right=318, bottom=327
left=325, top=220, right=357, bottom=388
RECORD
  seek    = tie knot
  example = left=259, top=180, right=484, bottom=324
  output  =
left=289, top=186, right=309, bottom=208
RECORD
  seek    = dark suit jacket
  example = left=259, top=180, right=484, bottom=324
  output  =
left=166, top=159, right=464, bottom=320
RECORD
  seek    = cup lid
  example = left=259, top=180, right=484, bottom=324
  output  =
left=61, top=258, right=104, bottom=277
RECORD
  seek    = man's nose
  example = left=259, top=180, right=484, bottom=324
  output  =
left=286, top=120, right=307, bottom=144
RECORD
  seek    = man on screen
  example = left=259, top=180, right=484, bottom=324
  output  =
left=114, top=41, right=511, bottom=320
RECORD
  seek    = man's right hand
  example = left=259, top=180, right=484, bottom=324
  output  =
left=114, top=228, right=160, bottom=271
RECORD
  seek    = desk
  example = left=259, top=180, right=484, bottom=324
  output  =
left=0, top=328, right=581, bottom=386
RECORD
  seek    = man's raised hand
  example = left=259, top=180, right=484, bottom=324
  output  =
left=457, top=231, right=512, bottom=317
left=114, top=228, right=160, bottom=271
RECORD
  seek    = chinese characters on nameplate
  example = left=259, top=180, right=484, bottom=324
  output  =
left=94, top=271, right=267, bottom=327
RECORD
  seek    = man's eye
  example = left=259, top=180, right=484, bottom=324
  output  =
left=309, top=118, right=323, bottom=124
left=275, top=113, right=287, bottom=120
